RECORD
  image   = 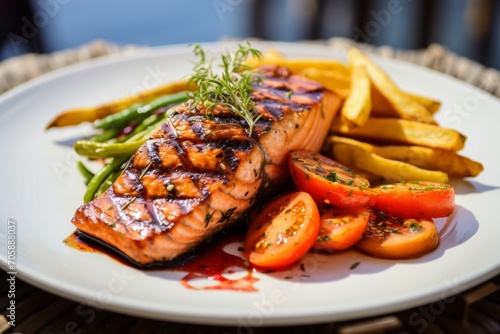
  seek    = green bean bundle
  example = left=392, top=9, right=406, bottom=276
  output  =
left=75, top=92, right=188, bottom=202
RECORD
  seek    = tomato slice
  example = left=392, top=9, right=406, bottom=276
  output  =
left=355, top=210, right=439, bottom=259
left=373, top=181, right=455, bottom=218
left=244, top=191, right=320, bottom=270
left=289, top=150, right=375, bottom=207
left=312, top=205, right=370, bottom=252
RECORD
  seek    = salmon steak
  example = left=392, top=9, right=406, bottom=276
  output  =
left=72, top=65, right=342, bottom=266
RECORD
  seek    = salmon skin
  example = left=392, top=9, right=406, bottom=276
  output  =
left=72, top=65, right=342, bottom=267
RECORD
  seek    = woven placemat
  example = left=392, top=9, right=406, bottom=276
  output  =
left=1, top=39, right=499, bottom=334
left=0, top=40, right=142, bottom=95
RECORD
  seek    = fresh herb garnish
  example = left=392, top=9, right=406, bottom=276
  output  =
left=187, top=42, right=263, bottom=135
left=325, top=170, right=355, bottom=187
left=350, top=262, right=360, bottom=270
left=408, top=222, right=423, bottom=232
left=217, top=207, right=238, bottom=224
left=204, top=211, right=215, bottom=227
left=325, top=170, right=337, bottom=182
left=139, top=161, right=152, bottom=180
left=120, top=196, right=136, bottom=211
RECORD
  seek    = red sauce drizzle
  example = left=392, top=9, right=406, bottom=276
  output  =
left=63, top=232, right=97, bottom=253
left=64, top=229, right=259, bottom=292
left=171, top=231, right=258, bottom=292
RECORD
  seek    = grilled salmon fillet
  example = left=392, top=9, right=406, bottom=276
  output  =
left=72, top=65, right=341, bottom=266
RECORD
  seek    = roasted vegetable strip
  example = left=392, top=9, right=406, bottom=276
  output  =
left=94, top=91, right=188, bottom=131
left=46, top=80, right=196, bottom=128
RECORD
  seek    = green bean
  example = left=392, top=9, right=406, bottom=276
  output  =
left=74, top=140, right=144, bottom=159
left=90, top=129, right=118, bottom=142
left=94, top=169, right=122, bottom=199
left=124, top=114, right=165, bottom=140
left=83, top=156, right=129, bottom=203
left=117, top=113, right=161, bottom=143
left=74, top=112, right=170, bottom=159
left=94, top=91, right=188, bottom=130
left=76, top=161, right=95, bottom=184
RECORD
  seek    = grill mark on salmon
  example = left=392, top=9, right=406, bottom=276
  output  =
left=72, top=65, right=342, bottom=266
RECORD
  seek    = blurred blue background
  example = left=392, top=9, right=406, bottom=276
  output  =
left=1, top=0, right=499, bottom=69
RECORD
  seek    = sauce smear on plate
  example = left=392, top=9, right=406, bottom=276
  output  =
left=64, top=229, right=259, bottom=292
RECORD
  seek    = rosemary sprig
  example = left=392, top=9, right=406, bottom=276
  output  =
left=187, top=42, right=262, bottom=134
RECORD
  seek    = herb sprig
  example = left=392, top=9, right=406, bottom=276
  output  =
left=187, top=42, right=263, bottom=134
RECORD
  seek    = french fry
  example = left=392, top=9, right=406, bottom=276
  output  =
left=261, top=49, right=286, bottom=61
left=340, top=49, right=372, bottom=127
left=373, top=145, right=483, bottom=178
left=246, top=54, right=350, bottom=77
left=47, top=80, right=196, bottom=128
left=300, top=67, right=351, bottom=99
left=407, top=93, right=441, bottom=114
left=371, top=86, right=441, bottom=117
left=331, top=141, right=449, bottom=183
left=331, top=117, right=466, bottom=151
left=327, top=136, right=483, bottom=178
left=245, top=48, right=285, bottom=65
left=349, top=48, right=436, bottom=124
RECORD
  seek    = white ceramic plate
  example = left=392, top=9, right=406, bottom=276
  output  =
left=1, top=41, right=499, bottom=326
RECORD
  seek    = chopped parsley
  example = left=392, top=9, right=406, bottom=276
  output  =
left=325, top=170, right=338, bottom=182
left=325, top=170, right=356, bottom=186
left=316, top=235, right=331, bottom=242
left=408, top=222, right=423, bottom=232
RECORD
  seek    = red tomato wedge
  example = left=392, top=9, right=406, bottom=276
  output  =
left=355, top=210, right=439, bottom=259
left=289, top=150, right=375, bottom=207
left=373, top=181, right=455, bottom=218
left=312, top=205, right=370, bottom=252
left=244, top=191, right=320, bottom=270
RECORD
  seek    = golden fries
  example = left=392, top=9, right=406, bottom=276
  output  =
left=406, top=93, right=441, bottom=114
left=331, top=117, right=466, bottom=151
left=246, top=49, right=350, bottom=76
left=348, top=48, right=436, bottom=124
left=327, top=136, right=483, bottom=178
left=340, top=50, right=372, bottom=127
left=300, top=67, right=351, bottom=99
left=245, top=46, right=482, bottom=181
left=370, top=86, right=442, bottom=117
left=331, top=141, right=449, bottom=183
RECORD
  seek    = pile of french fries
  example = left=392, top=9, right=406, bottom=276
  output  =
left=247, top=47, right=483, bottom=184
